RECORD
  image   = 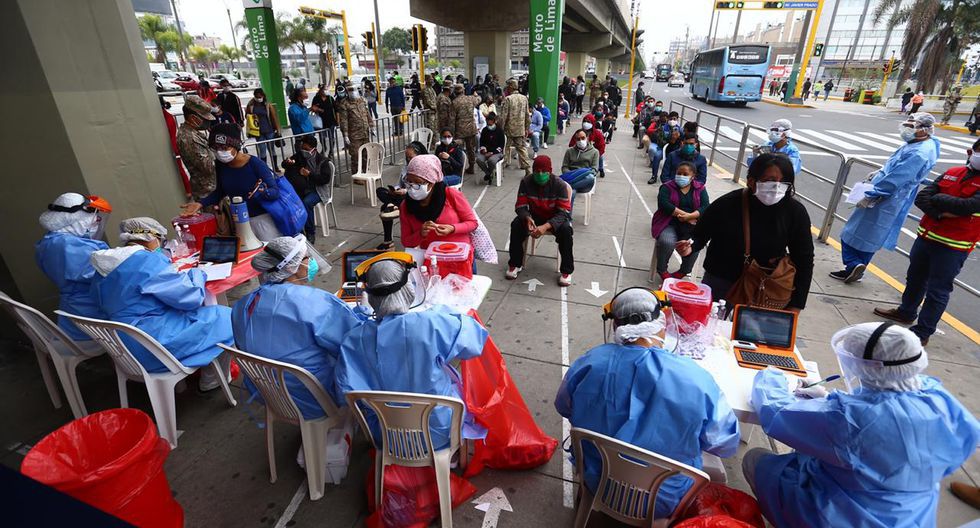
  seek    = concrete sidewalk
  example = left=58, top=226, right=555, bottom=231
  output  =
left=1, top=118, right=977, bottom=527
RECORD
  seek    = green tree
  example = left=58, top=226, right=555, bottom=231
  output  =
left=448, top=59, right=461, bottom=70
left=276, top=14, right=314, bottom=81
left=304, top=16, right=342, bottom=85
left=218, top=44, right=242, bottom=71
left=138, top=14, right=190, bottom=69
left=188, top=45, right=215, bottom=75
left=382, top=27, right=412, bottom=53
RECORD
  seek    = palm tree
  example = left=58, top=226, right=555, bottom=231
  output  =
left=304, top=17, right=341, bottom=85
left=138, top=14, right=171, bottom=64
left=275, top=15, right=313, bottom=82
left=189, top=45, right=216, bottom=75
left=218, top=44, right=242, bottom=71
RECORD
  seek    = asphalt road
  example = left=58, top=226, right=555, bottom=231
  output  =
left=636, top=78, right=979, bottom=333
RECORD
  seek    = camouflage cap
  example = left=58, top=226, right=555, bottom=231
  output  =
left=183, top=95, right=215, bottom=120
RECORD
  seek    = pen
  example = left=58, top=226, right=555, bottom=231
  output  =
left=803, top=374, right=841, bottom=388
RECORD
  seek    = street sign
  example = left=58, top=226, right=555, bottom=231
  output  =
left=784, top=1, right=818, bottom=7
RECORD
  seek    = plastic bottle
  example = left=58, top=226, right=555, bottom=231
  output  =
left=180, top=223, right=197, bottom=254
left=170, top=225, right=188, bottom=258
left=716, top=300, right=727, bottom=321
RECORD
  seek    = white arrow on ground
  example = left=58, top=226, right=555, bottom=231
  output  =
left=522, top=278, right=544, bottom=292
left=584, top=281, right=608, bottom=298
left=472, top=487, right=513, bottom=528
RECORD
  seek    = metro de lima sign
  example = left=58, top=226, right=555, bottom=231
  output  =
left=531, top=0, right=560, bottom=53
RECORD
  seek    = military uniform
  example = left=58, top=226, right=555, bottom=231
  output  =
left=500, top=87, right=531, bottom=175
left=176, top=95, right=217, bottom=199
left=437, top=91, right=453, bottom=132
left=942, top=87, right=963, bottom=125
left=421, top=84, right=438, bottom=132
left=336, top=93, right=374, bottom=173
left=589, top=80, right=603, bottom=110
left=449, top=92, right=480, bottom=174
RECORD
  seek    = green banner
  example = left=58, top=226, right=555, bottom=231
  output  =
left=529, top=0, right=564, bottom=143
left=244, top=2, right=287, bottom=125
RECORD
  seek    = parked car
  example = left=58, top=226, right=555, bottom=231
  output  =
left=171, top=71, right=199, bottom=91
left=642, top=70, right=654, bottom=79
left=667, top=73, right=685, bottom=88
left=208, top=73, right=249, bottom=88
left=152, top=72, right=181, bottom=92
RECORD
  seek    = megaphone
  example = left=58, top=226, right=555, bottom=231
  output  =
left=230, top=196, right=264, bottom=251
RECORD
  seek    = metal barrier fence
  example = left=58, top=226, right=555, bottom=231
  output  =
left=668, top=99, right=979, bottom=299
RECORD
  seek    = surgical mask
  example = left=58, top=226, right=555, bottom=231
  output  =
left=674, top=175, right=692, bottom=187
left=654, top=106, right=663, bottom=112
left=769, top=130, right=784, bottom=143
left=306, top=258, right=319, bottom=283
left=668, top=120, right=678, bottom=127
left=681, top=144, right=696, bottom=156
left=532, top=172, right=550, bottom=185
left=969, top=153, right=980, bottom=171
left=594, top=112, right=604, bottom=119
left=754, top=181, right=790, bottom=206
left=646, top=103, right=653, bottom=108
left=576, top=139, right=588, bottom=150
left=441, top=136, right=453, bottom=145
left=899, top=125, right=917, bottom=142
left=255, top=97, right=265, bottom=103
left=487, top=124, right=496, bottom=131
left=215, top=149, right=235, bottom=163
left=407, top=183, right=430, bottom=201
left=222, top=86, right=231, bottom=93
left=583, top=122, right=593, bottom=131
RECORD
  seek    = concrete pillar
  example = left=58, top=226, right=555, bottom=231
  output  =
left=566, top=52, right=588, bottom=79
left=594, top=58, right=610, bottom=80
left=1, top=0, right=185, bottom=310
left=464, top=31, right=512, bottom=81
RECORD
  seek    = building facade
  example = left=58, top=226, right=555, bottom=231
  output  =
left=813, top=0, right=906, bottom=81
left=435, top=26, right=530, bottom=72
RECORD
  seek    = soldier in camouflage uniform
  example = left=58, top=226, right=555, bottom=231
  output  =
left=335, top=81, right=375, bottom=173
left=449, top=84, right=480, bottom=175
left=941, top=85, right=963, bottom=125
left=176, top=95, right=217, bottom=200
left=500, top=79, right=531, bottom=176
left=437, top=84, right=453, bottom=132
left=421, top=74, right=438, bottom=133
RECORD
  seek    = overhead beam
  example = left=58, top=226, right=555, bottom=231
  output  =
left=561, top=33, right=613, bottom=52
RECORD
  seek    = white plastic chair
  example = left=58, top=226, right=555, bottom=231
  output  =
left=522, top=180, right=571, bottom=272
left=219, top=344, right=348, bottom=501
left=351, top=142, right=386, bottom=206
left=56, top=311, right=237, bottom=447
left=0, top=292, right=105, bottom=419
left=449, top=151, right=468, bottom=190
left=313, top=160, right=339, bottom=236
left=410, top=127, right=435, bottom=152
left=576, top=177, right=598, bottom=226
left=570, top=427, right=710, bottom=528
left=346, top=391, right=468, bottom=528
left=494, top=157, right=504, bottom=187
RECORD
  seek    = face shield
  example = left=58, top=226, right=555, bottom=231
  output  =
left=601, top=287, right=673, bottom=349
left=832, top=322, right=928, bottom=393
left=354, top=252, right=426, bottom=316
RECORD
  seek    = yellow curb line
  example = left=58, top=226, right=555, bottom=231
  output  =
left=762, top=98, right=815, bottom=109
left=936, top=124, right=972, bottom=135
left=708, top=170, right=979, bottom=344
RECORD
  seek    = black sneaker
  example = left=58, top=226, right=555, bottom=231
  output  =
left=829, top=269, right=850, bottom=281
left=846, top=263, right=866, bottom=283
left=483, top=174, right=492, bottom=183
left=647, top=177, right=658, bottom=185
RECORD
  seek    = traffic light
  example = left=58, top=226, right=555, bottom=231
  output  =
left=763, top=1, right=784, bottom=7
left=813, top=43, right=824, bottom=57
left=362, top=31, right=374, bottom=50
left=418, top=25, right=428, bottom=52
left=716, top=1, right=745, bottom=8
left=411, top=26, right=419, bottom=52
left=883, top=62, right=892, bottom=74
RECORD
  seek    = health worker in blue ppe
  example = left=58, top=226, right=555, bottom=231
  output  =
left=747, top=119, right=802, bottom=174
left=335, top=254, right=489, bottom=450
left=232, top=235, right=363, bottom=416
left=35, top=192, right=113, bottom=342
left=835, top=112, right=940, bottom=283
left=744, top=322, right=980, bottom=528
left=555, top=288, right=740, bottom=519
left=89, top=217, right=233, bottom=392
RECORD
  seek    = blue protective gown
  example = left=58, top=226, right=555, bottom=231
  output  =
left=841, top=137, right=940, bottom=253
left=746, top=139, right=802, bottom=174
left=555, top=343, right=741, bottom=518
left=231, top=282, right=366, bottom=418
left=90, top=249, right=232, bottom=373
left=35, top=232, right=109, bottom=341
left=751, top=368, right=980, bottom=528
left=335, top=305, right=489, bottom=450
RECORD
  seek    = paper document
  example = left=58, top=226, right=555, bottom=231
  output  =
left=202, top=262, right=232, bottom=282
left=845, top=181, right=875, bottom=205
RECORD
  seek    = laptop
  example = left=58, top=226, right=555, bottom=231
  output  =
left=337, top=249, right=388, bottom=301
left=730, top=305, right=807, bottom=377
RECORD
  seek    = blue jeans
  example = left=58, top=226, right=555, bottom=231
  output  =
left=530, top=131, right=541, bottom=153
left=648, top=144, right=662, bottom=178
left=561, top=168, right=596, bottom=206
left=444, top=174, right=462, bottom=186
left=842, top=241, right=875, bottom=272
left=598, top=154, right=605, bottom=176
left=302, top=191, right=321, bottom=237
left=897, top=237, right=970, bottom=339
left=256, top=131, right=278, bottom=168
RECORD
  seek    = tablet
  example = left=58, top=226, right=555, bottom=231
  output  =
left=200, top=236, right=241, bottom=264
left=732, top=306, right=797, bottom=349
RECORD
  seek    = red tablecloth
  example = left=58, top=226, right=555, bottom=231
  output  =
left=175, top=248, right=264, bottom=297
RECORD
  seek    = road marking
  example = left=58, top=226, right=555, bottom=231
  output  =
left=884, top=133, right=964, bottom=155
left=858, top=131, right=904, bottom=147
left=939, top=135, right=977, bottom=149
left=473, top=488, right=513, bottom=528
left=747, top=129, right=770, bottom=143
left=615, top=155, right=653, bottom=217
left=473, top=185, right=490, bottom=209
left=719, top=125, right=742, bottom=141
left=560, top=286, right=574, bottom=509
left=273, top=482, right=308, bottom=528
left=827, top=130, right=895, bottom=151
left=612, top=236, right=626, bottom=267
left=798, top=128, right=866, bottom=151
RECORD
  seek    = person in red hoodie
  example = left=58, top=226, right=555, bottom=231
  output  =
left=506, top=156, right=575, bottom=286
left=160, top=96, right=192, bottom=198
left=570, top=113, right=606, bottom=178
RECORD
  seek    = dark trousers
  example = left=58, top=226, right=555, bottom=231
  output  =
left=301, top=191, right=321, bottom=238
left=376, top=188, right=405, bottom=242
left=508, top=215, right=574, bottom=274
left=575, top=95, right=584, bottom=115
left=541, top=125, right=550, bottom=144
left=897, top=237, right=970, bottom=339
left=390, top=107, right=405, bottom=135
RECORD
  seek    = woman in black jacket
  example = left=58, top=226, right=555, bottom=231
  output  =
left=677, top=154, right=814, bottom=311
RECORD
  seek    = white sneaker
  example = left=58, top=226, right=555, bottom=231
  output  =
left=543, top=142, right=549, bottom=149
left=558, top=273, right=572, bottom=287
left=505, top=266, right=522, bottom=280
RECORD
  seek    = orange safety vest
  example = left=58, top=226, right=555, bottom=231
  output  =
left=917, top=166, right=980, bottom=252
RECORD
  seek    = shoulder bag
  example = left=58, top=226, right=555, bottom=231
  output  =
left=725, top=189, right=796, bottom=309
left=250, top=159, right=308, bottom=236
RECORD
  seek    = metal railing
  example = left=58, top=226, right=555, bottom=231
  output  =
left=667, top=99, right=979, bottom=299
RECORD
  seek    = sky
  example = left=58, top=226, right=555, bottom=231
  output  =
left=171, top=0, right=803, bottom=63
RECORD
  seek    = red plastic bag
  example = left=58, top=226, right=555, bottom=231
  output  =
left=20, top=408, right=183, bottom=528
left=460, top=310, right=558, bottom=476
left=674, top=514, right=759, bottom=528
left=680, top=483, right=765, bottom=528
left=364, top=450, right=477, bottom=528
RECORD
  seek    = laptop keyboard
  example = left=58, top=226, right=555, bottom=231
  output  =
left=739, top=351, right=798, bottom=369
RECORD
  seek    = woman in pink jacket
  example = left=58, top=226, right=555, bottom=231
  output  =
left=399, top=154, right=479, bottom=251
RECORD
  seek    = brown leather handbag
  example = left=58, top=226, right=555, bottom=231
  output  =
left=726, top=189, right=796, bottom=309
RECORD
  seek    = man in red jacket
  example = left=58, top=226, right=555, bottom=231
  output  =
left=874, top=137, right=980, bottom=345
left=506, top=156, right=575, bottom=286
